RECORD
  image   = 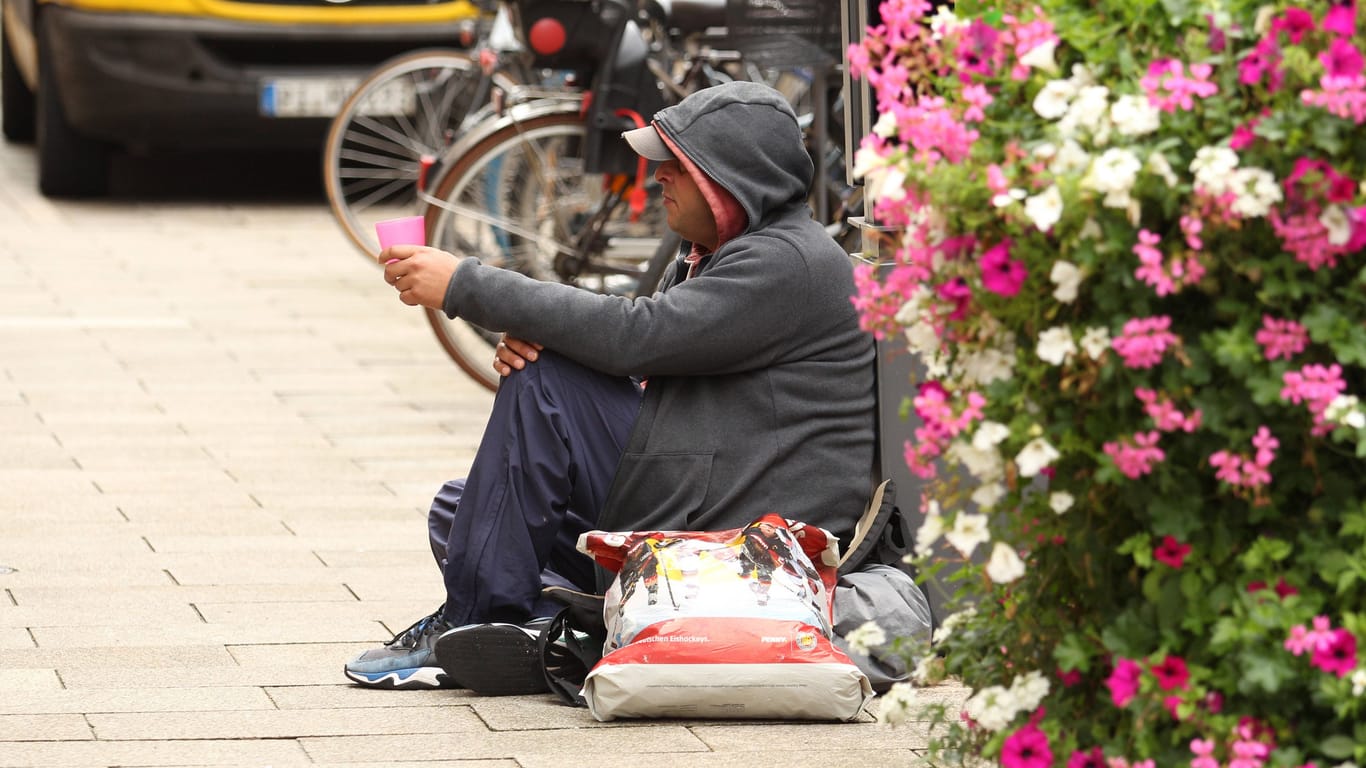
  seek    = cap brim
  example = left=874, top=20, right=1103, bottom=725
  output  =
left=622, top=125, right=674, bottom=161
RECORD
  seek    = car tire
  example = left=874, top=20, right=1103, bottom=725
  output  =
left=36, top=12, right=108, bottom=197
left=1, top=18, right=36, bottom=142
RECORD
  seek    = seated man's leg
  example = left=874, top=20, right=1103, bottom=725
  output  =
left=345, top=353, right=637, bottom=691
left=440, top=351, right=640, bottom=628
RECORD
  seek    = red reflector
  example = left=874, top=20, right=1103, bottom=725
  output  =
left=528, top=18, right=567, bottom=56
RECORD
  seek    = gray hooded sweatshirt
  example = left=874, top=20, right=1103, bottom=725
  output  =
left=443, top=81, right=876, bottom=553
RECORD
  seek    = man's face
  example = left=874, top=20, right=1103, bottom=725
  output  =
left=655, top=159, right=718, bottom=250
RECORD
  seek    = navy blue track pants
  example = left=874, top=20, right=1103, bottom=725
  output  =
left=426, top=351, right=641, bottom=626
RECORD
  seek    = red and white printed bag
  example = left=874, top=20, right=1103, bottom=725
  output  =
left=576, top=514, right=873, bottom=721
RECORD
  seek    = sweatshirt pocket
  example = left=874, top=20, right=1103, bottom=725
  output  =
left=600, top=452, right=714, bottom=532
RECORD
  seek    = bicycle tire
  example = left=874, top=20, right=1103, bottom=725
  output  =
left=323, top=49, right=519, bottom=260
left=420, top=108, right=669, bottom=391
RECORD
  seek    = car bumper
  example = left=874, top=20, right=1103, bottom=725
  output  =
left=44, top=4, right=477, bottom=150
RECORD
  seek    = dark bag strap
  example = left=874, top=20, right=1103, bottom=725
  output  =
left=537, top=586, right=608, bottom=708
left=837, top=478, right=912, bottom=577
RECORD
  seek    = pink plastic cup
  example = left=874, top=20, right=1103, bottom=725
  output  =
left=375, top=215, right=427, bottom=250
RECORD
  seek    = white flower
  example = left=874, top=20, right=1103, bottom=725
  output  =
left=957, top=346, right=1016, bottom=387
left=1190, top=146, right=1239, bottom=195
left=973, top=421, right=1011, bottom=450
left=1019, top=39, right=1059, bottom=73
left=1009, top=670, right=1051, bottom=711
left=1049, top=260, right=1083, bottom=303
left=845, top=620, right=887, bottom=656
left=1049, top=139, right=1091, bottom=176
left=1083, top=148, right=1142, bottom=209
left=1036, top=326, right=1077, bottom=366
left=904, top=320, right=940, bottom=357
left=911, top=654, right=937, bottom=685
left=1147, top=151, right=1179, bottom=188
left=945, top=513, right=990, bottom=558
left=1079, top=218, right=1103, bottom=240
left=1228, top=167, right=1282, bottom=218
left=852, top=144, right=888, bottom=180
left=1049, top=491, right=1075, bottom=514
left=1024, top=185, right=1064, bottom=231
left=876, top=682, right=919, bottom=726
left=1111, top=93, right=1161, bottom=135
left=1033, top=79, right=1074, bottom=120
left=928, top=5, right=963, bottom=39
left=1350, top=667, right=1366, bottom=697
left=1081, top=326, right=1111, bottom=359
left=933, top=607, right=977, bottom=644
left=872, top=109, right=899, bottom=140
left=948, top=440, right=1005, bottom=482
left=972, top=482, right=1008, bottom=509
left=915, top=504, right=945, bottom=557
left=993, top=188, right=1028, bottom=208
left=986, top=542, right=1027, bottom=584
left=964, top=684, right=1021, bottom=731
left=1016, top=437, right=1060, bottom=478
left=1321, top=204, right=1353, bottom=246
left=1326, top=395, right=1365, bottom=428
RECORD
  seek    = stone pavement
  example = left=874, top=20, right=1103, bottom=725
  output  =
left=0, top=137, right=960, bottom=767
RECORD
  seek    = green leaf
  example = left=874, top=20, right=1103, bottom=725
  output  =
left=1238, top=650, right=1294, bottom=694
left=1320, top=736, right=1356, bottom=760
left=1054, top=633, right=1092, bottom=673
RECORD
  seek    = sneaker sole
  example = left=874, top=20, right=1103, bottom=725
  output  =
left=344, top=665, right=451, bottom=690
left=435, top=624, right=550, bottom=696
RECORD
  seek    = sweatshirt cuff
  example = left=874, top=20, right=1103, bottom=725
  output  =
left=442, top=257, right=476, bottom=318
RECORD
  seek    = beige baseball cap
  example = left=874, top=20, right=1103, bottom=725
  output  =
left=621, top=124, right=674, bottom=161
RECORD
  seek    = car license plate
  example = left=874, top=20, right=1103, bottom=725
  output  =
left=259, top=77, right=416, bottom=118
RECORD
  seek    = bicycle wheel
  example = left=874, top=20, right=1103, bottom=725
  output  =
left=324, top=49, right=520, bottom=260
left=420, top=108, right=669, bottom=391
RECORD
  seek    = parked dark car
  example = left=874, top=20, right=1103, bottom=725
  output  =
left=1, top=0, right=482, bottom=197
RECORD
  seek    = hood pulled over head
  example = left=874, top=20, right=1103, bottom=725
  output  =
left=648, top=81, right=813, bottom=235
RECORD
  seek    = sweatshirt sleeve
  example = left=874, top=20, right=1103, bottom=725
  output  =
left=443, top=233, right=849, bottom=377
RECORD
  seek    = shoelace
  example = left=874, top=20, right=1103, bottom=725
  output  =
left=385, top=608, right=445, bottom=649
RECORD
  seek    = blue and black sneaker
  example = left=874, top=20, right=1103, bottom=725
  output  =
left=344, top=607, right=456, bottom=690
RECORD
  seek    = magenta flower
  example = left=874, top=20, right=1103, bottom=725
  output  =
left=1273, top=7, right=1316, bottom=43
left=1310, top=629, right=1358, bottom=677
left=1149, top=655, right=1191, bottom=691
left=1001, top=724, right=1053, bottom=768
left=936, top=277, right=973, bottom=321
left=1321, top=38, right=1365, bottom=79
left=1324, top=2, right=1358, bottom=36
left=1154, top=535, right=1192, bottom=568
left=1068, top=746, right=1107, bottom=768
left=1255, top=315, right=1309, bottom=361
left=1111, top=316, right=1180, bottom=369
left=1106, top=657, right=1142, bottom=707
left=979, top=239, right=1028, bottom=296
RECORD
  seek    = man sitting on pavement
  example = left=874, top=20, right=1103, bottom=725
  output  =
left=345, top=80, right=877, bottom=695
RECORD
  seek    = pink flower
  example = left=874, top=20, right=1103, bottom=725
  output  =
left=1002, top=724, right=1053, bottom=768
left=1103, top=431, right=1166, bottom=478
left=1310, top=629, right=1358, bottom=677
left=980, top=239, right=1028, bottom=296
left=1285, top=624, right=1313, bottom=655
left=1106, top=657, right=1142, bottom=707
left=1111, top=316, right=1179, bottom=369
left=1069, top=747, right=1107, bottom=768
left=1254, top=316, right=1309, bottom=361
left=936, top=277, right=973, bottom=321
left=1281, top=363, right=1348, bottom=435
left=1154, top=536, right=1193, bottom=568
left=1149, top=655, right=1191, bottom=690
left=1141, top=58, right=1219, bottom=112
left=1135, top=388, right=1202, bottom=432
left=1191, top=738, right=1220, bottom=768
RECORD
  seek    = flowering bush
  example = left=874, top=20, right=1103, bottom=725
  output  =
left=846, top=0, right=1365, bottom=765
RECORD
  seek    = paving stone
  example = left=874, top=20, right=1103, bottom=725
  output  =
left=265, top=685, right=477, bottom=711
left=9, top=584, right=357, bottom=608
left=514, top=750, right=931, bottom=768
left=0, top=738, right=310, bottom=767
left=0, top=715, right=93, bottom=741
left=60, top=664, right=343, bottom=690
left=88, top=705, right=481, bottom=740
left=0, top=645, right=235, bottom=670
left=300, top=726, right=710, bottom=763
left=0, top=669, right=61, bottom=692
left=0, top=686, right=273, bottom=715
left=31, top=616, right=382, bottom=647
left=690, top=720, right=930, bottom=751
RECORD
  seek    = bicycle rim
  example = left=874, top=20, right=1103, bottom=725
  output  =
left=323, top=50, right=519, bottom=261
left=422, top=110, right=667, bottom=390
